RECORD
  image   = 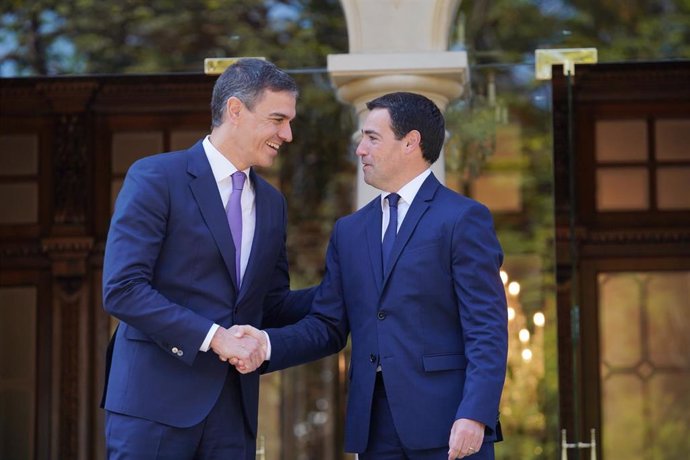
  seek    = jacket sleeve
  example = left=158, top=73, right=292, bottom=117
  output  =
left=263, top=220, right=349, bottom=372
left=102, top=158, right=212, bottom=366
left=451, top=202, right=508, bottom=434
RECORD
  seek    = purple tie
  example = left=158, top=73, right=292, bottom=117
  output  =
left=227, top=171, right=246, bottom=286
left=382, top=193, right=400, bottom=273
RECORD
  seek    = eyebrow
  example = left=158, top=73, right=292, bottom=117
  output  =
left=362, top=129, right=380, bottom=137
left=268, top=111, right=292, bottom=120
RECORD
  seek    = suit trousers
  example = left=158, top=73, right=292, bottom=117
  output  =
left=105, top=369, right=254, bottom=460
left=359, top=373, right=494, bottom=460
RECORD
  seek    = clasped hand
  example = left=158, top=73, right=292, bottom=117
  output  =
left=210, top=325, right=267, bottom=374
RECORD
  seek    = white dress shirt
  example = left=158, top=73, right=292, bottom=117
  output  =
left=380, top=169, right=431, bottom=239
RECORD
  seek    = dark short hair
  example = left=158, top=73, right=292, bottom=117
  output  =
left=211, top=58, right=298, bottom=127
left=366, top=92, right=445, bottom=164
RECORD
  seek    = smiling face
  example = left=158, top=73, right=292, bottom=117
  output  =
left=356, top=108, right=415, bottom=192
left=227, top=89, right=296, bottom=170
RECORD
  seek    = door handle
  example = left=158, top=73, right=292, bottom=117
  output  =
left=561, top=428, right=597, bottom=460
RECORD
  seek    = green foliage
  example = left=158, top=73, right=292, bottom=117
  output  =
left=456, top=0, right=690, bottom=65
left=444, top=98, right=498, bottom=182
left=57, top=0, right=270, bottom=73
left=280, top=71, right=355, bottom=286
left=563, top=0, right=690, bottom=60
left=1, top=0, right=68, bottom=75
left=457, top=0, right=562, bottom=65
left=1, top=0, right=348, bottom=75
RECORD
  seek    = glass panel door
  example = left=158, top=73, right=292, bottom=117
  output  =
left=598, top=271, right=690, bottom=460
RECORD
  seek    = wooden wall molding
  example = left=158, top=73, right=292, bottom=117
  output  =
left=557, top=62, right=690, bottom=102
left=93, top=78, right=213, bottom=113
left=41, top=237, right=94, bottom=277
left=556, top=227, right=690, bottom=245
left=1, top=75, right=214, bottom=116
left=38, top=81, right=99, bottom=114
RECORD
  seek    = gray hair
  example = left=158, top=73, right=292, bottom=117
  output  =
left=211, top=58, right=298, bottom=127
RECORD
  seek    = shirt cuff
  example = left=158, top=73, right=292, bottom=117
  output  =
left=262, top=330, right=272, bottom=360
left=200, top=323, right=220, bottom=352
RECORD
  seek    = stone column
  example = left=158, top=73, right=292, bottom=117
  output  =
left=329, top=0, right=469, bottom=208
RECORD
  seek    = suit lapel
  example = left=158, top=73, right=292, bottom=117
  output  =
left=364, top=198, right=384, bottom=294
left=237, top=169, right=265, bottom=303
left=382, top=173, right=440, bottom=288
left=187, top=142, right=239, bottom=291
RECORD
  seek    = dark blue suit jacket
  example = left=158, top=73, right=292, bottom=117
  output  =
left=102, top=140, right=312, bottom=435
left=266, top=173, right=508, bottom=452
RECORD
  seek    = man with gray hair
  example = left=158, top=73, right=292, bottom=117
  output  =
left=102, top=58, right=313, bottom=459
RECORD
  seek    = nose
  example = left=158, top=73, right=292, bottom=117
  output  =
left=355, top=140, right=366, bottom=157
left=279, top=122, right=293, bottom=143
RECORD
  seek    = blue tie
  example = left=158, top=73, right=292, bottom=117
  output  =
left=382, top=193, right=400, bottom=273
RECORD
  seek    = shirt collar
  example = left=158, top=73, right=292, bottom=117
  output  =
left=202, top=136, right=251, bottom=183
left=380, top=169, right=431, bottom=210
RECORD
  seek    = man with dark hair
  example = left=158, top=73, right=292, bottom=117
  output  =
left=240, top=91, right=508, bottom=459
left=102, top=58, right=313, bottom=459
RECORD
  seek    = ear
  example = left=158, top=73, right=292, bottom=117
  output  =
left=403, top=130, right=421, bottom=153
left=225, top=96, right=244, bottom=123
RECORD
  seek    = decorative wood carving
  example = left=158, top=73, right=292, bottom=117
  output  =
left=567, top=63, right=690, bottom=102
left=555, top=227, right=690, bottom=245
left=42, top=236, right=94, bottom=460
left=0, top=242, right=43, bottom=258
left=38, top=81, right=98, bottom=114
left=53, top=115, right=89, bottom=225
left=42, top=237, right=94, bottom=277
left=93, top=76, right=213, bottom=113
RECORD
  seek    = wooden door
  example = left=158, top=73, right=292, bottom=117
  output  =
left=552, top=61, right=690, bottom=459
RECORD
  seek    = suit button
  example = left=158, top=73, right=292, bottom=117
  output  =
left=171, top=347, right=179, bottom=354
left=377, top=311, right=386, bottom=320
left=369, top=353, right=377, bottom=363
left=177, top=350, right=184, bottom=357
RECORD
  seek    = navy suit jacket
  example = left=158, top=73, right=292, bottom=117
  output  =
left=102, top=140, right=312, bottom=435
left=266, top=173, right=508, bottom=452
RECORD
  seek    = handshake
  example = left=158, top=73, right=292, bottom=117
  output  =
left=210, top=325, right=268, bottom=374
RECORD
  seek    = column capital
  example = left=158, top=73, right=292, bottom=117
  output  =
left=340, top=0, right=461, bottom=53
left=328, top=51, right=468, bottom=113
